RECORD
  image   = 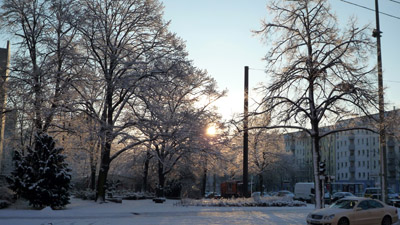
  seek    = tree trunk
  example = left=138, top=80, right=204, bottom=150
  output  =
left=157, top=160, right=165, bottom=197
left=96, top=141, right=111, bottom=202
left=90, top=162, right=96, bottom=190
left=202, top=167, right=207, bottom=197
left=312, top=135, right=322, bottom=209
left=142, top=150, right=151, bottom=192
left=258, top=173, right=264, bottom=192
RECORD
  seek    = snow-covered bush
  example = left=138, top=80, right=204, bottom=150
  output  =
left=0, top=186, right=14, bottom=209
left=7, top=133, right=72, bottom=209
left=0, top=200, right=11, bottom=209
left=0, top=186, right=15, bottom=203
left=73, top=189, right=96, bottom=200
left=178, top=196, right=307, bottom=207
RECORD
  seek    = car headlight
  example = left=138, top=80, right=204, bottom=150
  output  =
left=323, top=214, right=335, bottom=220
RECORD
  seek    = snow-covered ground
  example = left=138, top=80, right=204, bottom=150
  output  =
left=0, top=198, right=314, bottom=225
left=1, top=198, right=399, bottom=225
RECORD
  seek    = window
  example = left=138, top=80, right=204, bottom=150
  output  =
left=362, top=150, right=365, bottom=156
left=363, top=172, right=365, bottom=178
left=369, top=200, right=384, bottom=208
left=367, top=161, right=369, bottom=169
left=358, top=201, right=369, bottom=210
left=363, top=161, right=365, bottom=167
left=359, top=172, right=361, bottom=178
left=358, top=150, right=360, bottom=156
left=358, top=161, right=361, bottom=167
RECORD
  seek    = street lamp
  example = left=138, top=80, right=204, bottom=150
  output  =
left=373, top=0, right=388, bottom=204
left=243, top=66, right=249, bottom=198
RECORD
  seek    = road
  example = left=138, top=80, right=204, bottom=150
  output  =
left=0, top=199, right=399, bottom=225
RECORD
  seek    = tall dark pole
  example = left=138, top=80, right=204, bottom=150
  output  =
left=243, top=66, right=249, bottom=198
left=374, top=0, right=387, bottom=203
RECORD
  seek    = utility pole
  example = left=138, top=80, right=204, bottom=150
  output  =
left=374, top=0, right=387, bottom=203
left=0, top=41, right=10, bottom=175
left=243, top=66, right=249, bottom=198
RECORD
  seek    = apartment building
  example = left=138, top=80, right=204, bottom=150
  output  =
left=284, top=111, right=400, bottom=191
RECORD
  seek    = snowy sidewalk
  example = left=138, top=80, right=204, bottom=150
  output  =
left=0, top=198, right=315, bottom=225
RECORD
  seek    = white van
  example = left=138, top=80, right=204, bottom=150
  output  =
left=294, top=182, right=331, bottom=203
left=294, top=182, right=314, bottom=202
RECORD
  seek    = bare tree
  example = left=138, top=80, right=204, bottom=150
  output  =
left=132, top=61, right=225, bottom=192
left=74, top=0, right=185, bottom=201
left=0, top=0, right=79, bottom=136
left=254, top=0, right=377, bottom=208
left=248, top=116, right=284, bottom=192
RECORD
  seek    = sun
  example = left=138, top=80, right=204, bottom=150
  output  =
left=206, top=125, right=217, bottom=136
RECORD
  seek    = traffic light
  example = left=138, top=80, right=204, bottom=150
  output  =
left=319, top=161, right=326, bottom=175
left=372, top=29, right=382, bottom=38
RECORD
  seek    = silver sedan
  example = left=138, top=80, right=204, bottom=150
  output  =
left=306, top=197, right=398, bottom=225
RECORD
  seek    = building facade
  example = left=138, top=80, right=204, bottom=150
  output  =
left=285, top=111, right=400, bottom=191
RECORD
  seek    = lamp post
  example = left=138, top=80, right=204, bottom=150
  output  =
left=373, top=0, right=387, bottom=203
left=243, top=66, right=249, bottom=198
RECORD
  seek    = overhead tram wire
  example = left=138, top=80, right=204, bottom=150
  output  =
left=249, top=68, right=400, bottom=84
left=388, top=0, right=400, bottom=5
left=339, top=0, right=400, bottom=20
left=249, top=68, right=265, bottom=72
left=384, top=80, right=400, bottom=84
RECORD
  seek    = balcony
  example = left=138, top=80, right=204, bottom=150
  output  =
left=349, top=143, right=355, bottom=151
left=349, top=167, right=356, bottom=173
left=349, top=155, right=355, bottom=162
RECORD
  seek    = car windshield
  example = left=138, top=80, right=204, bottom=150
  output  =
left=330, top=200, right=358, bottom=209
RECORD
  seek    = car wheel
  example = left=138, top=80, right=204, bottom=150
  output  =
left=381, top=216, right=391, bottom=225
left=338, top=218, right=349, bottom=225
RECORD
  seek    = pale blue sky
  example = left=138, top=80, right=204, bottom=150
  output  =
left=161, top=0, right=400, bottom=120
left=0, top=0, right=399, bottom=120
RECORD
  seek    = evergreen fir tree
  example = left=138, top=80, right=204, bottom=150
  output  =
left=8, top=133, right=72, bottom=209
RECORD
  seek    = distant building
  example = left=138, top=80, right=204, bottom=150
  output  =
left=284, top=110, right=400, bottom=191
